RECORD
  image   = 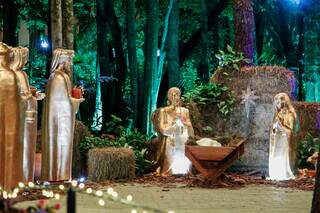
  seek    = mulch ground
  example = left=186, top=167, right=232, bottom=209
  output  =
left=132, top=172, right=315, bottom=191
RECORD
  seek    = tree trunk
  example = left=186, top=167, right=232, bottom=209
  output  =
left=127, top=0, right=139, bottom=127
left=51, top=0, right=63, bottom=50
left=96, top=0, right=113, bottom=130
left=233, top=0, right=254, bottom=65
left=104, top=0, right=127, bottom=117
left=254, top=11, right=264, bottom=61
left=3, top=0, right=18, bottom=46
left=62, top=0, right=74, bottom=49
left=198, top=0, right=209, bottom=82
left=142, top=0, right=159, bottom=134
left=167, top=0, right=179, bottom=88
left=311, top=155, right=320, bottom=212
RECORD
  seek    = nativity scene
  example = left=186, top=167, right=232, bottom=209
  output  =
left=0, top=0, right=319, bottom=212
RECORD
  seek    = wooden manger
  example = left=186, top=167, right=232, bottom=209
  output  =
left=185, top=138, right=245, bottom=181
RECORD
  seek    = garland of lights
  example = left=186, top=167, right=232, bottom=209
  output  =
left=0, top=181, right=175, bottom=213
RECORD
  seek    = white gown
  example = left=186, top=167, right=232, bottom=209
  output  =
left=164, top=118, right=191, bottom=174
left=269, top=121, right=294, bottom=180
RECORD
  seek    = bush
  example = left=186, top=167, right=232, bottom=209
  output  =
left=298, top=133, right=320, bottom=169
left=182, top=83, right=235, bottom=117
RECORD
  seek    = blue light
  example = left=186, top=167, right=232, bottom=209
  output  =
left=78, top=176, right=86, bottom=183
left=40, top=39, right=49, bottom=49
left=291, top=0, right=300, bottom=4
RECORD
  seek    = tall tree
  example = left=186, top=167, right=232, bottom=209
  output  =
left=3, top=0, right=18, bottom=46
left=127, top=0, right=139, bottom=127
left=167, top=0, right=179, bottom=88
left=198, top=0, right=209, bottom=82
left=50, top=0, right=63, bottom=49
left=104, top=0, right=127, bottom=116
left=142, top=0, right=159, bottom=134
left=62, top=0, right=74, bottom=49
left=233, top=0, right=254, bottom=64
left=311, top=155, right=320, bottom=212
left=96, top=0, right=113, bottom=130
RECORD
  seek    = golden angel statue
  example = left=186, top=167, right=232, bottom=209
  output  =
left=41, top=48, right=84, bottom=181
left=152, top=87, right=194, bottom=175
left=0, top=42, right=23, bottom=189
left=10, top=47, right=39, bottom=183
left=269, top=93, right=296, bottom=180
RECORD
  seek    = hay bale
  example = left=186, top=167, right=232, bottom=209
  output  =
left=88, top=148, right=135, bottom=182
left=294, top=102, right=320, bottom=140
left=72, top=120, right=91, bottom=178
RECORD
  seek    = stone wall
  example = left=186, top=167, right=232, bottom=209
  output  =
left=192, top=66, right=297, bottom=170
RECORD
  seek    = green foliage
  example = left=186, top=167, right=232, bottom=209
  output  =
left=215, top=45, right=250, bottom=71
left=182, top=83, right=235, bottom=117
left=80, top=130, right=151, bottom=175
left=298, top=133, right=320, bottom=169
left=180, top=58, right=199, bottom=92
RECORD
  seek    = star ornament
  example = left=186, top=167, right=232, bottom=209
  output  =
left=240, top=86, right=259, bottom=118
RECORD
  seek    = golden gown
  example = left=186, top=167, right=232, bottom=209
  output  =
left=10, top=47, right=37, bottom=182
left=0, top=44, right=23, bottom=189
left=41, top=67, right=77, bottom=181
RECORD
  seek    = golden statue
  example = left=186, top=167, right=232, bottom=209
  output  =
left=0, top=42, right=23, bottom=189
left=41, top=48, right=83, bottom=181
left=152, top=87, right=194, bottom=175
left=269, top=93, right=296, bottom=180
left=10, top=47, right=38, bottom=183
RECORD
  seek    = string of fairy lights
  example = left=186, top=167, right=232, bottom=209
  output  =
left=0, top=180, right=175, bottom=213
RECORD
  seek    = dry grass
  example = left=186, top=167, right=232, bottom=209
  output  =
left=88, top=148, right=135, bottom=182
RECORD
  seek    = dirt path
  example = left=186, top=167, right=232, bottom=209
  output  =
left=15, top=184, right=312, bottom=213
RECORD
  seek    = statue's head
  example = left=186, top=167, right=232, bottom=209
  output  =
left=167, top=87, right=181, bottom=107
left=0, top=42, right=11, bottom=64
left=9, top=47, right=29, bottom=71
left=274, top=93, right=296, bottom=117
left=51, top=48, right=74, bottom=75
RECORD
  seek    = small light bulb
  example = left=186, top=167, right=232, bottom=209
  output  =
left=13, top=188, right=19, bottom=194
left=131, top=209, right=137, bottom=213
left=126, top=195, right=133, bottom=202
left=28, top=182, right=35, bottom=188
left=59, top=185, right=65, bottom=190
left=18, top=182, right=25, bottom=188
left=12, top=193, right=17, bottom=198
left=98, top=199, right=105, bottom=206
left=79, top=183, right=85, bottom=189
left=107, top=187, right=113, bottom=194
left=96, top=190, right=103, bottom=197
left=111, top=191, right=118, bottom=198
left=71, top=180, right=78, bottom=187
left=86, top=188, right=93, bottom=194
left=55, top=193, right=60, bottom=200
left=168, top=211, right=175, bottom=213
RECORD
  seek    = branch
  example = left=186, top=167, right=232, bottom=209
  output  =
left=179, top=0, right=229, bottom=66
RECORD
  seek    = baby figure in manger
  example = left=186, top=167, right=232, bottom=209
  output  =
left=269, top=93, right=296, bottom=180
left=152, top=87, right=194, bottom=175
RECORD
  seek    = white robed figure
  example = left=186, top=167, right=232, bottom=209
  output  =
left=269, top=93, right=296, bottom=180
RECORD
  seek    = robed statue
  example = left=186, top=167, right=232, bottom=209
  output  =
left=0, top=42, right=23, bottom=189
left=152, top=87, right=194, bottom=175
left=10, top=47, right=38, bottom=183
left=269, top=93, right=296, bottom=180
left=41, top=49, right=83, bottom=181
